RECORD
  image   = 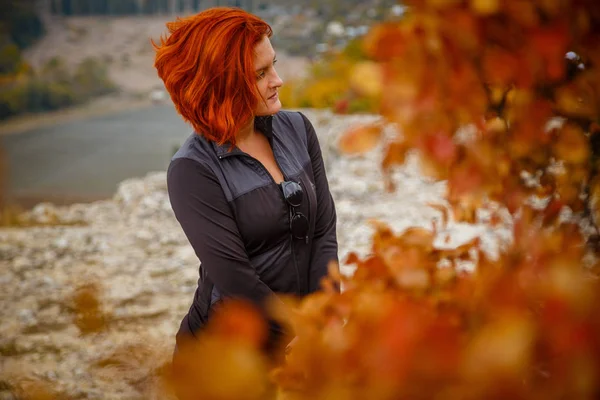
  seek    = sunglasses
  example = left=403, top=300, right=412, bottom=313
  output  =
left=280, top=181, right=309, bottom=241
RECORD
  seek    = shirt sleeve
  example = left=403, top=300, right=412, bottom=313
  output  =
left=167, top=157, right=283, bottom=308
left=299, top=112, right=340, bottom=293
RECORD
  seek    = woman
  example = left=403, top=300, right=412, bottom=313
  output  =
left=153, top=7, right=339, bottom=357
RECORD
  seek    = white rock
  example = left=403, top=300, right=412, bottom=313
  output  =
left=53, top=237, right=69, bottom=250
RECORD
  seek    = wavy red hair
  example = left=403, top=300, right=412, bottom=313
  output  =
left=152, top=7, right=272, bottom=146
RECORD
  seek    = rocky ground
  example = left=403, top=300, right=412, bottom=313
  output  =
left=0, top=110, right=512, bottom=399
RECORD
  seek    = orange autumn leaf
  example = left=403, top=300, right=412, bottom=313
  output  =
left=485, top=116, right=508, bottom=133
left=170, top=336, right=269, bottom=400
left=462, top=313, right=536, bottom=379
left=470, top=0, right=500, bottom=15
left=395, top=265, right=431, bottom=290
left=529, top=23, right=569, bottom=81
left=344, top=251, right=361, bottom=265
left=419, top=131, right=457, bottom=166
left=382, top=140, right=409, bottom=169
left=398, top=227, right=436, bottom=252
left=207, top=300, right=268, bottom=349
left=70, top=282, right=109, bottom=334
left=362, top=23, right=407, bottom=61
left=338, top=123, right=383, bottom=154
left=447, top=161, right=485, bottom=200
left=553, top=123, right=590, bottom=164
left=555, top=82, right=597, bottom=118
left=10, top=379, right=59, bottom=400
left=483, top=47, right=520, bottom=86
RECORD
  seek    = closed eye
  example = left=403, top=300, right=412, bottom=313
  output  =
left=257, top=58, right=278, bottom=80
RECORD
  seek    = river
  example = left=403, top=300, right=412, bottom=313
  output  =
left=1, top=104, right=189, bottom=207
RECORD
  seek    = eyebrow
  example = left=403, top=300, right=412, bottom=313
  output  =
left=255, top=54, right=277, bottom=72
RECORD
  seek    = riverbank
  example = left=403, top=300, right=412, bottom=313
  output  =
left=0, top=94, right=157, bottom=137
left=1, top=102, right=190, bottom=208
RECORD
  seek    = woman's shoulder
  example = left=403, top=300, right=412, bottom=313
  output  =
left=274, top=110, right=320, bottom=147
left=273, top=110, right=314, bottom=146
left=172, top=132, right=218, bottom=165
left=168, top=132, right=221, bottom=180
left=273, top=109, right=311, bottom=126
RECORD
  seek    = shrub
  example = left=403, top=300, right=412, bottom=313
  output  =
left=72, top=56, right=117, bottom=99
left=0, top=0, right=44, bottom=50
left=0, top=42, right=22, bottom=75
left=0, top=56, right=116, bottom=120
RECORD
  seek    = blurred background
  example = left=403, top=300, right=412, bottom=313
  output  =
left=0, top=0, right=401, bottom=208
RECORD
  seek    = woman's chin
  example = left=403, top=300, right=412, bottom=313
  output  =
left=256, top=101, right=282, bottom=116
left=271, top=101, right=282, bottom=113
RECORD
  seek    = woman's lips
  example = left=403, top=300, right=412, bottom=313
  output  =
left=268, top=92, right=278, bottom=101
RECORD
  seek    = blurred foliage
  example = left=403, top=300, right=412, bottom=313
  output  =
left=0, top=55, right=117, bottom=120
left=280, top=38, right=380, bottom=113
left=69, top=282, right=110, bottom=335
left=0, top=0, right=44, bottom=49
left=0, top=41, right=23, bottom=75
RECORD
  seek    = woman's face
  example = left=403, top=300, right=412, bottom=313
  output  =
left=253, top=36, right=283, bottom=116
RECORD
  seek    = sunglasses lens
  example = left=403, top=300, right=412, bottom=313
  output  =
left=282, top=181, right=303, bottom=207
left=291, top=213, right=309, bottom=239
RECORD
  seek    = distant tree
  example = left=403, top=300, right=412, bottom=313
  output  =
left=0, top=0, right=44, bottom=49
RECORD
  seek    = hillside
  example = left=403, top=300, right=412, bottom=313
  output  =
left=22, top=14, right=311, bottom=98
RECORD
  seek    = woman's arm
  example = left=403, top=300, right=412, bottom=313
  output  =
left=167, top=157, right=282, bottom=308
left=299, top=112, right=340, bottom=293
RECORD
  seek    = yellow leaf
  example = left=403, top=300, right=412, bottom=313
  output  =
left=350, top=61, right=384, bottom=97
left=485, top=117, right=507, bottom=133
left=555, top=83, right=596, bottom=118
left=553, top=124, right=589, bottom=164
left=470, top=0, right=500, bottom=15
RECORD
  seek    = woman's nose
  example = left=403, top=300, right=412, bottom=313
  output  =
left=271, top=70, right=283, bottom=88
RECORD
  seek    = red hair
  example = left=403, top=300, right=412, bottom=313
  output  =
left=152, top=7, right=272, bottom=146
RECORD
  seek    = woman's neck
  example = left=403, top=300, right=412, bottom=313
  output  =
left=236, top=117, right=256, bottom=145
